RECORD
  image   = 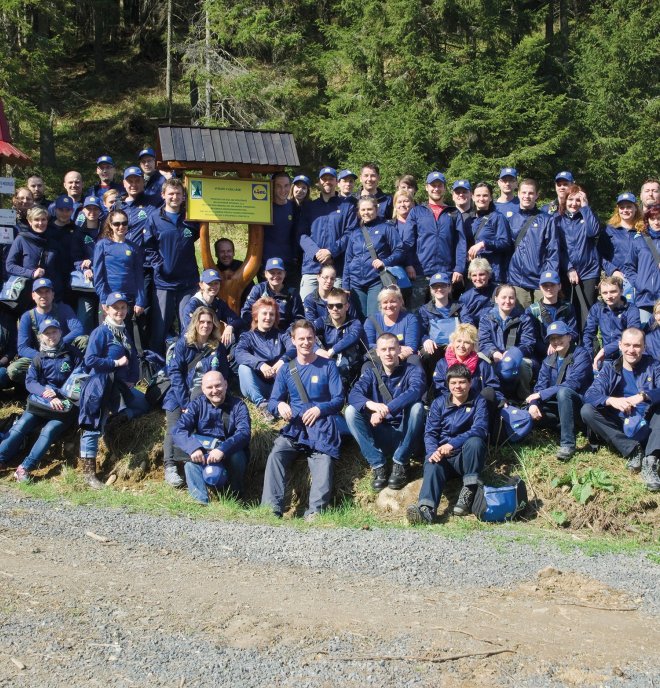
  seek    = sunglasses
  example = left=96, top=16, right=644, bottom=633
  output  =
left=111, top=220, right=128, bottom=227
left=327, top=303, right=345, bottom=309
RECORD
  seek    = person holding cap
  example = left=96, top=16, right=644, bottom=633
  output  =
left=0, top=318, right=82, bottom=483
left=401, top=171, right=467, bottom=310
left=86, top=155, right=122, bottom=199
left=171, top=370, right=250, bottom=504
left=450, top=179, right=475, bottom=224
left=494, top=167, right=520, bottom=219
left=137, top=147, right=166, bottom=202
left=337, top=169, right=357, bottom=199
left=582, top=327, right=660, bottom=491
left=78, top=292, right=151, bottom=489
left=541, top=171, right=575, bottom=216
left=289, top=175, right=311, bottom=208
left=357, top=163, right=393, bottom=219
left=526, top=321, right=593, bottom=460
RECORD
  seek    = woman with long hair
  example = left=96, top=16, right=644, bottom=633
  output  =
left=625, top=204, right=660, bottom=323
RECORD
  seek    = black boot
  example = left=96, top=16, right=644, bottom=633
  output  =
left=453, top=485, right=476, bottom=516
left=371, top=465, right=388, bottom=491
left=387, top=462, right=408, bottom=490
left=81, top=458, right=103, bottom=490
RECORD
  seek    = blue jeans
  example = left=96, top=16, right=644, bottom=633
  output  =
left=344, top=402, right=425, bottom=468
left=237, top=365, right=273, bottom=406
left=539, top=387, right=582, bottom=449
left=150, top=287, right=196, bottom=355
left=0, top=366, right=9, bottom=388
left=0, top=411, right=71, bottom=472
left=418, top=436, right=486, bottom=510
left=76, top=292, right=100, bottom=335
left=407, top=275, right=430, bottom=311
left=351, top=281, right=382, bottom=320
left=184, top=450, right=248, bottom=503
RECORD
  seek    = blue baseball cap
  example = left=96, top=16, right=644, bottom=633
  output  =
left=292, top=175, right=311, bottom=186
left=539, top=270, right=561, bottom=286
left=38, top=318, right=62, bottom=334
left=265, top=257, right=285, bottom=272
left=426, top=171, right=446, bottom=185
left=452, top=179, right=471, bottom=191
left=555, top=171, right=574, bottom=183
left=33, top=278, right=54, bottom=291
left=318, top=167, right=337, bottom=179
left=429, top=272, right=451, bottom=286
left=123, top=166, right=143, bottom=180
left=96, top=155, right=114, bottom=166
left=83, top=195, right=102, bottom=209
left=138, top=147, right=156, bottom=159
left=54, top=195, right=74, bottom=210
left=499, top=167, right=518, bottom=179
left=545, top=321, right=572, bottom=341
left=624, top=414, right=648, bottom=439
left=497, top=346, right=523, bottom=380
left=338, top=169, right=357, bottom=181
left=203, top=464, right=228, bottom=487
left=200, top=268, right=222, bottom=284
left=105, top=292, right=128, bottom=306
left=617, top=192, right=637, bottom=205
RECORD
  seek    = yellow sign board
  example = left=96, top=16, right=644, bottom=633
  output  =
left=185, top=176, right=273, bottom=224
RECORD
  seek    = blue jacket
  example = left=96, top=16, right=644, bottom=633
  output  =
left=143, top=173, right=166, bottom=203
left=529, top=346, right=593, bottom=406
left=240, top=282, right=304, bottom=331
left=6, top=229, right=65, bottom=297
left=458, top=283, right=496, bottom=328
left=425, top=391, right=489, bottom=455
left=348, top=360, right=426, bottom=424
left=645, top=325, right=660, bottom=362
left=268, top=357, right=344, bottom=457
left=298, top=196, right=356, bottom=275
left=46, top=221, right=76, bottom=274
left=171, top=394, right=250, bottom=459
left=525, top=300, right=578, bottom=361
left=342, top=220, right=405, bottom=290
left=494, top=196, right=520, bottom=220
left=433, top=355, right=503, bottom=403
left=93, top=238, right=146, bottom=307
left=181, top=292, right=242, bottom=332
left=303, top=289, right=358, bottom=323
left=624, top=229, right=660, bottom=309
left=355, top=189, right=393, bottom=220
left=364, top=311, right=421, bottom=351
left=540, top=199, right=560, bottom=216
left=584, top=354, right=660, bottom=408
left=401, top=204, right=467, bottom=277
left=556, top=206, right=601, bottom=280
left=265, top=201, right=298, bottom=269
left=118, top=194, right=160, bottom=251
left=418, top=301, right=462, bottom=345
left=583, top=299, right=641, bottom=360
left=599, top=225, right=636, bottom=277
left=25, top=345, right=82, bottom=398
left=71, top=225, right=102, bottom=270
left=144, top=210, right=200, bottom=290
left=234, top=328, right=293, bottom=370
left=477, top=306, right=536, bottom=359
left=313, top=315, right=366, bottom=358
left=18, top=304, right=84, bottom=359
left=162, top=337, right=230, bottom=411
left=464, top=209, right=512, bottom=283
left=507, top=209, right=558, bottom=290
left=85, top=181, right=122, bottom=200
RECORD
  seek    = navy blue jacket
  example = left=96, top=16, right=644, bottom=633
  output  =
left=477, top=306, right=536, bottom=359
left=464, top=209, right=512, bottom=283
left=624, top=229, right=660, bottom=309
left=171, top=394, right=250, bottom=458
left=349, top=360, right=426, bottom=424
left=18, top=304, right=84, bottom=359
left=555, top=206, right=601, bottom=280
left=507, top=209, right=559, bottom=290
left=584, top=354, right=660, bottom=408
left=342, top=219, right=405, bottom=290
left=234, top=328, right=293, bottom=370
left=583, top=299, right=641, bottom=359
left=71, top=225, right=102, bottom=270
left=93, top=238, right=146, bottom=307
left=265, top=200, right=297, bottom=269
left=143, top=173, right=166, bottom=203
left=85, top=181, right=122, bottom=200
left=418, top=301, right=462, bottom=345
left=181, top=293, right=242, bottom=332
left=355, top=189, right=393, bottom=220
left=303, top=290, right=358, bottom=323
left=240, top=282, right=304, bottom=331
left=25, top=345, right=82, bottom=398
left=433, top=355, right=503, bottom=403
left=529, top=346, right=593, bottom=406
left=599, top=225, right=636, bottom=277
left=6, top=229, right=65, bottom=297
left=645, top=326, right=660, bottom=362
left=118, top=194, right=160, bottom=251
left=458, top=283, right=496, bottom=329
left=526, top=300, right=578, bottom=361
left=425, top=391, right=489, bottom=455
left=46, top=221, right=76, bottom=274
left=401, top=204, right=467, bottom=277
left=268, top=356, right=344, bottom=457
left=364, top=311, right=421, bottom=351
left=313, top=315, right=366, bottom=358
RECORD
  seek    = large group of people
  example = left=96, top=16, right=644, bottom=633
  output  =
left=2, top=154, right=660, bottom=524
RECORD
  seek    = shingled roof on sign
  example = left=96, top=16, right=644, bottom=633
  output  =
left=156, top=126, right=299, bottom=170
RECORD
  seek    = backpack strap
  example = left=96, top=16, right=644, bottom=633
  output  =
left=288, top=359, right=310, bottom=404
left=504, top=319, right=520, bottom=350
left=642, top=233, right=660, bottom=267
left=360, top=226, right=380, bottom=263
left=448, top=302, right=462, bottom=318
left=556, top=353, right=574, bottom=385
left=538, top=303, right=554, bottom=325
left=513, top=214, right=538, bottom=250
left=29, top=309, right=38, bottom=338
left=472, top=213, right=491, bottom=243
left=366, top=360, right=394, bottom=403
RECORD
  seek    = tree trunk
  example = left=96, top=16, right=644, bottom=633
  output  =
left=205, top=8, right=211, bottom=119
left=35, top=8, right=56, bottom=168
left=166, top=0, right=172, bottom=122
left=94, top=1, right=105, bottom=73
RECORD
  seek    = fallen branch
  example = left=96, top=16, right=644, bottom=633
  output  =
left=85, top=531, right=109, bottom=543
left=431, top=626, right=502, bottom=646
left=320, top=648, right=515, bottom=663
left=557, top=601, right=637, bottom=612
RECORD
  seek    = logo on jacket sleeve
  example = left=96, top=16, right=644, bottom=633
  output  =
left=183, top=228, right=193, bottom=238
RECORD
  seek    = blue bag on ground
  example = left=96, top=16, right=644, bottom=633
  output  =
left=471, top=476, right=527, bottom=522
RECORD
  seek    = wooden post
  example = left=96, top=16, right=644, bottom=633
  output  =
left=219, top=224, right=263, bottom=313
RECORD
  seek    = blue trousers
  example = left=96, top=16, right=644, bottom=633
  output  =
left=351, top=281, right=382, bottom=320
left=150, top=287, right=195, bottom=355
left=237, top=365, right=273, bottom=406
left=184, top=450, right=248, bottom=503
left=537, top=387, right=582, bottom=449
left=581, top=404, right=660, bottom=458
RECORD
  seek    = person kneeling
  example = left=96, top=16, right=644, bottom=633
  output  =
left=171, top=371, right=250, bottom=504
left=345, top=333, right=425, bottom=491
left=406, top=364, right=488, bottom=524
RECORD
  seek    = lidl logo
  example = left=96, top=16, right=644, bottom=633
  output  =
left=252, top=183, right=268, bottom=201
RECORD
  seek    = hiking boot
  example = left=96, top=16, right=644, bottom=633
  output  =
left=641, top=455, right=660, bottom=492
left=388, top=462, right=408, bottom=490
left=371, top=465, right=388, bottom=491
left=81, top=458, right=103, bottom=490
left=556, top=446, right=575, bottom=462
left=453, top=485, right=476, bottom=516
left=406, top=504, right=434, bottom=525
left=14, top=466, right=29, bottom=483
left=164, top=465, right=184, bottom=488
left=258, top=402, right=274, bottom=422
left=626, top=447, right=644, bottom=472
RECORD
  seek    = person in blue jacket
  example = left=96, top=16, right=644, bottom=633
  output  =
left=313, top=287, right=366, bottom=389
left=494, top=167, right=520, bottom=220
left=289, top=174, right=311, bottom=209
left=478, top=284, right=536, bottom=401
left=240, top=257, right=304, bottom=332
left=346, top=333, right=425, bottom=491
left=356, top=163, right=393, bottom=219
left=342, top=196, right=406, bottom=319
left=526, top=321, right=593, bottom=460
left=406, top=363, right=489, bottom=525
left=458, top=258, right=496, bottom=329
left=0, top=308, right=17, bottom=390
left=303, top=263, right=338, bottom=322
left=298, top=166, right=357, bottom=301
left=144, top=177, right=200, bottom=354
left=555, top=185, right=601, bottom=330
left=85, top=155, right=123, bottom=199
left=46, top=196, right=77, bottom=277
left=265, top=172, right=300, bottom=284
left=400, top=171, right=467, bottom=310
left=162, top=307, right=231, bottom=488
left=117, top=166, right=160, bottom=248
left=337, top=169, right=357, bottom=200
left=541, top=171, right=574, bottom=216
left=261, top=319, right=345, bottom=521
left=624, top=204, right=660, bottom=323
left=466, top=182, right=512, bottom=284
left=507, top=179, right=559, bottom=308
left=581, top=327, right=660, bottom=491
left=137, top=147, right=166, bottom=203
left=583, top=276, right=641, bottom=370
left=0, top=318, right=81, bottom=482
left=171, top=370, right=251, bottom=503
left=78, top=292, right=151, bottom=489
left=644, top=299, right=660, bottom=363
left=235, top=296, right=293, bottom=420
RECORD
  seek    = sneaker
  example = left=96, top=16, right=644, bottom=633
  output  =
left=453, top=485, right=476, bottom=516
left=258, top=402, right=275, bottom=422
left=626, top=447, right=644, bottom=472
left=556, top=446, right=575, bottom=462
left=371, top=465, right=388, bottom=491
left=406, top=504, right=434, bottom=525
left=14, top=466, right=29, bottom=483
left=387, top=462, right=408, bottom=490
left=641, top=455, right=660, bottom=492
left=164, top=465, right=184, bottom=488
left=304, top=512, right=319, bottom=523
